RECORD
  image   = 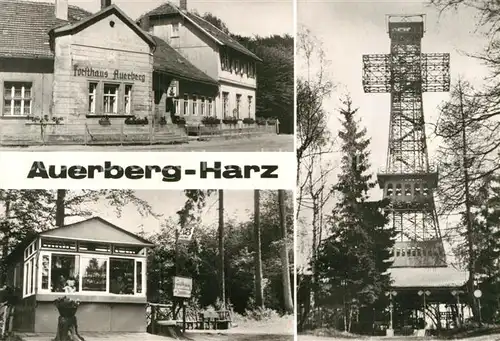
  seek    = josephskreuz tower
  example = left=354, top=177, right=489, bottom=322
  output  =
left=362, top=15, right=468, bottom=332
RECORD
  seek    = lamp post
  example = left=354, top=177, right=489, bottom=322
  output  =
left=418, top=290, right=431, bottom=329
left=474, top=289, right=482, bottom=326
left=451, top=290, right=464, bottom=327
left=385, top=290, right=397, bottom=336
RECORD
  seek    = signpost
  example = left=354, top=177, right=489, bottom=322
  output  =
left=173, top=276, right=193, bottom=332
left=417, top=290, right=431, bottom=330
left=451, top=290, right=464, bottom=326
left=385, top=290, right=397, bottom=336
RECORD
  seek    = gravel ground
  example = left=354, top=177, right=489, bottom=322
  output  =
left=187, top=334, right=292, bottom=341
left=298, top=334, right=500, bottom=341
left=0, top=135, right=293, bottom=152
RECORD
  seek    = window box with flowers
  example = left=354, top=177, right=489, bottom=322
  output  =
left=222, top=117, right=238, bottom=125
left=202, top=116, right=221, bottom=126
left=124, top=116, right=149, bottom=126
left=98, top=116, right=111, bottom=126
left=242, top=118, right=255, bottom=125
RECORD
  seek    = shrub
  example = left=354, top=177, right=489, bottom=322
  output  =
left=256, top=117, right=267, bottom=125
left=266, top=118, right=277, bottom=125
left=243, top=118, right=255, bottom=124
left=243, top=307, right=280, bottom=321
left=172, top=115, right=186, bottom=125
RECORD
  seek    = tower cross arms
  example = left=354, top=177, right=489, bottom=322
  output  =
left=362, top=53, right=450, bottom=93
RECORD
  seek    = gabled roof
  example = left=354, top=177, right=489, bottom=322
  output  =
left=139, top=2, right=261, bottom=61
left=4, top=217, right=153, bottom=264
left=0, top=0, right=92, bottom=59
left=40, top=216, right=154, bottom=247
left=152, top=35, right=218, bottom=86
left=51, top=4, right=156, bottom=49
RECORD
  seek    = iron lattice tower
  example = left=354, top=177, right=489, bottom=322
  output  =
left=362, top=15, right=450, bottom=268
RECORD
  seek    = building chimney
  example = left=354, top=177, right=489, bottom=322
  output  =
left=55, top=0, right=68, bottom=21
left=180, top=0, right=187, bottom=11
left=101, top=0, right=112, bottom=9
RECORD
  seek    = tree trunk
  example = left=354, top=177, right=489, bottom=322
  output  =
left=55, top=190, right=66, bottom=227
left=218, top=190, right=226, bottom=309
left=253, top=190, right=264, bottom=308
left=278, top=190, right=293, bottom=314
left=458, top=83, right=478, bottom=322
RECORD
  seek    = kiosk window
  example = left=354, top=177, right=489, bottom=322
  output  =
left=81, top=257, right=107, bottom=292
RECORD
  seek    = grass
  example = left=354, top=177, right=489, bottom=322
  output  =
left=300, top=328, right=366, bottom=339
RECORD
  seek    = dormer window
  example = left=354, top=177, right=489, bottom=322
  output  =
left=172, top=23, right=180, bottom=37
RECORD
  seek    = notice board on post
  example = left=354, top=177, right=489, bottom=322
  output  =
left=173, top=276, right=193, bottom=298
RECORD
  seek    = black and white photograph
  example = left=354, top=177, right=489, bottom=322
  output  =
left=0, top=189, right=294, bottom=340
left=297, top=0, right=500, bottom=340
left=0, top=0, right=293, bottom=151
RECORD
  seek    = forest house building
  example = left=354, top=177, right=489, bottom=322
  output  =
left=0, top=0, right=222, bottom=144
left=138, top=0, right=262, bottom=123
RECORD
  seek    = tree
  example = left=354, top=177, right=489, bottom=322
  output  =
left=430, top=1, right=500, bottom=177
left=254, top=190, right=264, bottom=308
left=144, top=191, right=293, bottom=315
left=296, top=25, right=333, bottom=185
left=202, top=12, right=230, bottom=34
left=278, top=190, right=293, bottom=314
left=296, top=26, right=336, bottom=330
left=471, top=174, right=500, bottom=323
left=315, top=97, right=393, bottom=332
left=434, top=79, right=496, bottom=321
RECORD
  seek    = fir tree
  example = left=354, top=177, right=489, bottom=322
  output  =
left=315, top=97, right=394, bottom=333
left=471, top=174, right=500, bottom=323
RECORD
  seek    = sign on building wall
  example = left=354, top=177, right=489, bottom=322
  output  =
left=72, top=65, right=147, bottom=83
left=167, top=80, right=179, bottom=97
left=173, top=276, right=192, bottom=298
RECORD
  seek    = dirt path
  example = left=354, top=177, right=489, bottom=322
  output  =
left=298, top=333, right=500, bottom=341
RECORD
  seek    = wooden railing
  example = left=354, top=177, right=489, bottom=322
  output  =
left=147, top=302, right=233, bottom=334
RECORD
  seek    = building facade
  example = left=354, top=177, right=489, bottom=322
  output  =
left=0, top=0, right=226, bottom=144
left=138, top=0, right=261, bottom=123
left=4, top=217, right=153, bottom=333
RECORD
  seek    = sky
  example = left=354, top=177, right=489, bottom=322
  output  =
left=297, top=0, right=492, bottom=267
left=30, top=0, right=293, bottom=37
left=64, top=190, right=257, bottom=236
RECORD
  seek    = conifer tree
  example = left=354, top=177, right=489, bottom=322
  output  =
left=315, top=97, right=394, bottom=332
